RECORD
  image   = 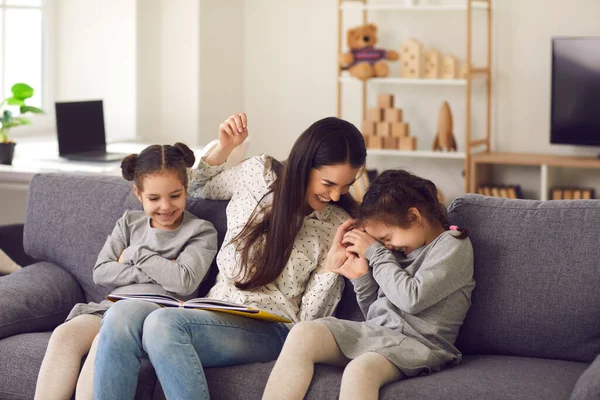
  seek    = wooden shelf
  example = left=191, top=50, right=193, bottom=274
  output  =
left=339, top=76, right=468, bottom=86
left=471, top=152, right=600, bottom=169
left=470, top=152, right=600, bottom=200
left=339, top=3, right=489, bottom=11
left=368, top=149, right=466, bottom=160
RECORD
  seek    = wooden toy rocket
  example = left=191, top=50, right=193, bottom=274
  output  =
left=432, top=101, right=457, bottom=151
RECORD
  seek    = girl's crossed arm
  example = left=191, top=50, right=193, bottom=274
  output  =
left=93, top=214, right=154, bottom=288
left=121, top=222, right=218, bottom=296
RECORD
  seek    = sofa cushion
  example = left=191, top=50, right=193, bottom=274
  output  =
left=0, top=331, right=158, bottom=400
left=24, top=174, right=140, bottom=303
left=448, top=195, right=600, bottom=362
left=197, top=355, right=586, bottom=400
left=0, top=262, right=85, bottom=340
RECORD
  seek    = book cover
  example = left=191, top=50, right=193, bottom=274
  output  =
left=106, top=293, right=292, bottom=323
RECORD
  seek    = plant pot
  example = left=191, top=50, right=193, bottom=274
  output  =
left=0, top=142, right=16, bottom=165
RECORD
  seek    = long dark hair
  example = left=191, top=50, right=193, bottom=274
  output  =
left=359, top=169, right=469, bottom=239
left=121, top=143, right=196, bottom=189
left=233, top=117, right=367, bottom=290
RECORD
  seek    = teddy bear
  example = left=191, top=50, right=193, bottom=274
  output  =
left=340, top=23, right=399, bottom=80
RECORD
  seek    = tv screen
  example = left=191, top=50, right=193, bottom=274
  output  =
left=551, top=37, right=600, bottom=147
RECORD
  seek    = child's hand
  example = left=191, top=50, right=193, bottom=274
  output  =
left=330, top=252, right=369, bottom=280
left=118, top=250, right=126, bottom=264
left=343, top=229, right=377, bottom=257
left=218, top=112, right=248, bottom=151
left=325, top=219, right=357, bottom=273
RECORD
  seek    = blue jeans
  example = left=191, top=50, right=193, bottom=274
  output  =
left=94, top=300, right=289, bottom=400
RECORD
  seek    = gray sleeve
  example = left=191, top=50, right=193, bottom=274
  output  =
left=366, top=238, right=473, bottom=315
left=124, top=221, right=218, bottom=296
left=350, top=271, right=379, bottom=319
left=92, top=215, right=154, bottom=288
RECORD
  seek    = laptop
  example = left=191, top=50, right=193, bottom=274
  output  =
left=55, top=100, right=127, bottom=162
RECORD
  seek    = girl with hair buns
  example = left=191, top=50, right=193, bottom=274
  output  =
left=34, top=143, right=218, bottom=400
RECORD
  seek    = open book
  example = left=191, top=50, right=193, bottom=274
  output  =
left=106, top=293, right=292, bottom=323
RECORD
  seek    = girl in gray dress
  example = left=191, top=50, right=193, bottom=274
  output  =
left=264, top=169, right=475, bottom=400
left=35, top=143, right=218, bottom=400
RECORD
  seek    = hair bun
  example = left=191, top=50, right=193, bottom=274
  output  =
left=173, top=142, right=196, bottom=167
left=121, top=154, right=138, bottom=181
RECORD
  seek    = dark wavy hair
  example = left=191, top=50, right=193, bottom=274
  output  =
left=359, top=169, right=468, bottom=239
left=232, top=117, right=367, bottom=290
left=120, top=142, right=196, bottom=189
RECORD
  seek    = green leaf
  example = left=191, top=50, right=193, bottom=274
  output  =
left=20, top=105, right=44, bottom=114
left=11, top=83, right=34, bottom=100
left=6, top=97, right=25, bottom=106
left=1, top=117, right=31, bottom=129
left=15, top=117, right=32, bottom=125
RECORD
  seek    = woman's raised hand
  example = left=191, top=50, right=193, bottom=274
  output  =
left=218, top=112, right=248, bottom=150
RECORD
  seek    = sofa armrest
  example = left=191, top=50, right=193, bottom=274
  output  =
left=0, top=262, right=85, bottom=339
left=570, top=354, right=600, bottom=400
left=0, top=223, right=35, bottom=267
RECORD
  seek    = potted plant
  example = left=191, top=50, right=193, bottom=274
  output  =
left=0, top=83, right=44, bottom=165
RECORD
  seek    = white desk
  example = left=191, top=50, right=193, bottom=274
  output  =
left=0, top=136, right=211, bottom=224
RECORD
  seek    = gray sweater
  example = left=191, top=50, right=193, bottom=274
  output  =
left=67, top=210, right=218, bottom=320
left=354, top=230, right=475, bottom=363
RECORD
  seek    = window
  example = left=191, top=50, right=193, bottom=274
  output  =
left=1, top=0, right=45, bottom=133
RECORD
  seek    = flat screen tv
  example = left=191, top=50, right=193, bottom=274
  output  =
left=551, top=37, right=600, bottom=147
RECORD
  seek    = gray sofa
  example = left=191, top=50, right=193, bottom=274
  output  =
left=1, top=173, right=599, bottom=400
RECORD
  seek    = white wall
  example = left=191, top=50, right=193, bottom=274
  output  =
left=136, top=0, right=201, bottom=146
left=243, top=0, right=339, bottom=161
left=198, top=0, right=245, bottom=145
left=53, top=0, right=137, bottom=142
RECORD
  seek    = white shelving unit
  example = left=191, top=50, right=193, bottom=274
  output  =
left=338, top=75, right=468, bottom=86
left=339, top=3, right=489, bottom=11
left=368, top=148, right=466, bottom=160
left=337, top=0, right=493, bottom=192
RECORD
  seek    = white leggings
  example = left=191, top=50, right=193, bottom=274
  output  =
left=262, top=321, right=403, bottom=400
left=34, top=314, right=101, bottom=400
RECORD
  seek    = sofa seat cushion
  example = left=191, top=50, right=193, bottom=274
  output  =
left=0, top=331, right=158, bottom=400
left=199, top=355, right=587, bottom=400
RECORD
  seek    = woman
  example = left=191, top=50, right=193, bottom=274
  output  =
left=93, top=113, right=367, bottom=400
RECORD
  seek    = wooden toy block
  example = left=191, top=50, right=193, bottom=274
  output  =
left=573, top=190, right=582, bottom=200
left=398, top=136, right=416, bottom=150
left=383, top=137, right=399, bottom=149
left=400, top=38, right=423, bottom=79
left=551, top=189, right=562, bottom=200
left=368, top=136, right=384, bottom=149
left=441, top=55, right=458, bottom=79
left=424, top=49, right=441, bottom=79
left=391, top=122, right=409, bottom=137
left=582, top=189, right=592, bottom=199
left=366, top=108, right=383, bottom=122
left=362, top=121, right=376, bottom=136
left=384, top=108, right=403, bottom=123
left=376, top=122, right=392, bottom=137
left=377, top=94, right=394, bottom=109
left=491, top=187, right=500, bottom=197
left=563, top=189, right=573, bottom=200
